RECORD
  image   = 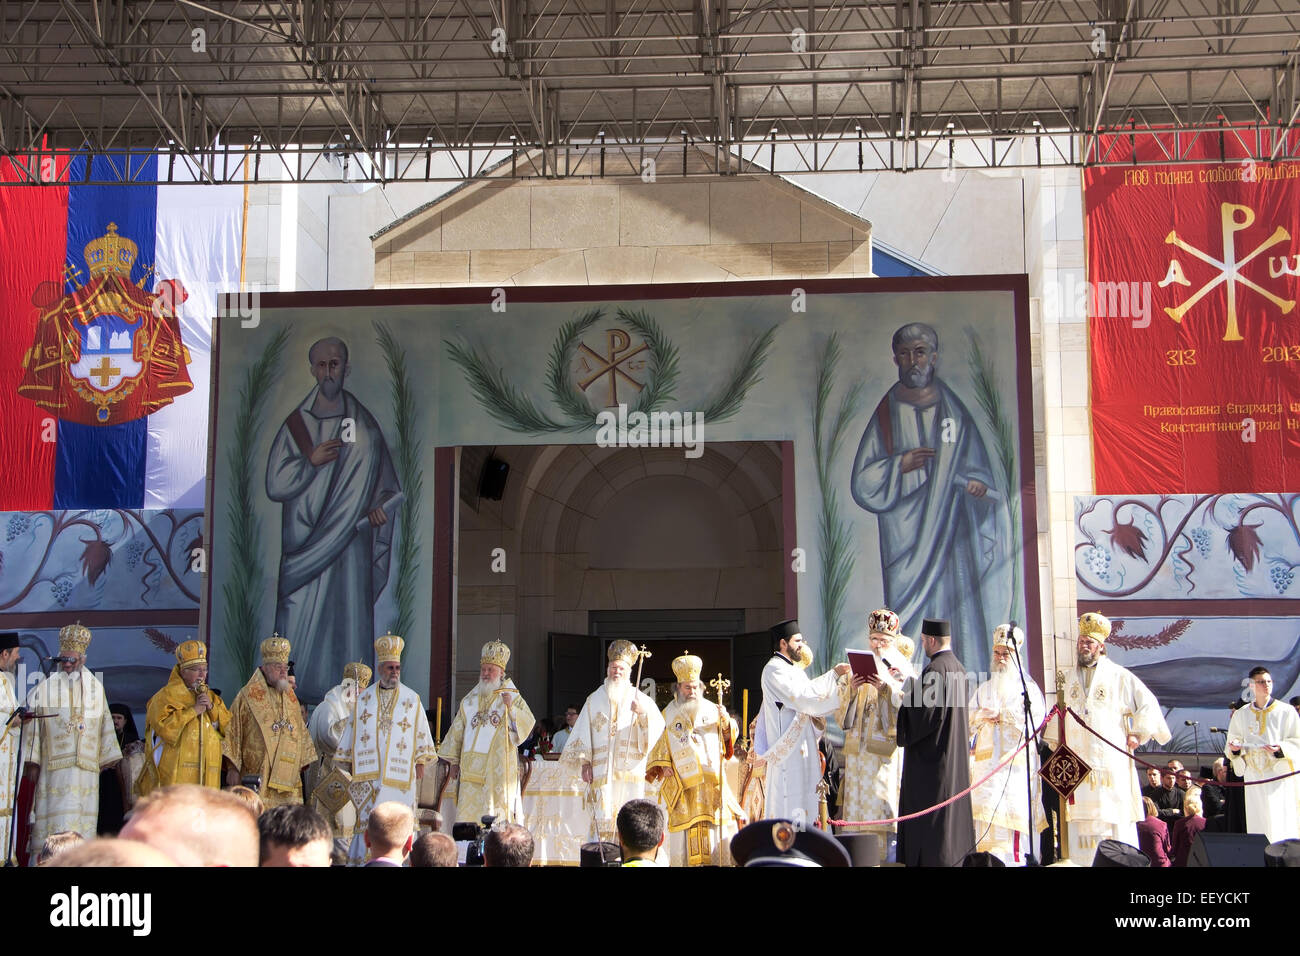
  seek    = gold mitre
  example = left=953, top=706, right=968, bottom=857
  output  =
left=343, top=661, right=372, bottom=689
left=671, top=653, right=703, bottom=683
left=260, top=633, right=291, bottom=665
left=375, top=632, right=405, bottom=664
left=481, top=640, right=511, bottom=670
left=58, top=622, right=92, bottom=657
left=84, top=222, right=138, bottom=279
left=176, top=639, right=207, bottom=667
left=1077, top=612, right=1111, bottom=642
left=607, top=639, right=638, bottom=667
left=894, top=635, right=916, bottom=660
left=867, top=608, right=900, bottom=638
left=992, top=624, right=1024, bottom=650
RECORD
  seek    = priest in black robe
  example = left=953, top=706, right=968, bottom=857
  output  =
left=896, top=618, right=975, bottom=867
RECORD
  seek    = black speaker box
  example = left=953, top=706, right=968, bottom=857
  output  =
left=478, top=456, right=509, bottom=500
left=1187, top=832, right=1269, bottom=867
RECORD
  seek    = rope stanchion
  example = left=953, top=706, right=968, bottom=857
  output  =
left=1064, top=707, right=1300, bottom=788
left=829, top=707, right=1055, bottom=829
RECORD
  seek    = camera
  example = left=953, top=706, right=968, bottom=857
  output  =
left=450, top=814, right=496, bottom=866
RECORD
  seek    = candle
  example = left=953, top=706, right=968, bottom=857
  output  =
left=436, top=697, right=442, bottom=740
left=742, top=688, right=749, bottom=740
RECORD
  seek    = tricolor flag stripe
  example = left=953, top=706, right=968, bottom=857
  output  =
left=0, top=156, right=69, bottom=510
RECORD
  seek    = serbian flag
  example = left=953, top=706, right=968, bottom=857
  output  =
left=0, top=152, right=243, bottom=508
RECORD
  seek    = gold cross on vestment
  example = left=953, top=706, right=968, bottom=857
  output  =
left=91, top=355, right=121, bottom=386
left=397, top=716, right=412, bottom=733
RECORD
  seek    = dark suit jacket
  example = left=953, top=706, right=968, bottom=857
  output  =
left=365, top=857, right=404, bottom=867
left=1136, top=816, right=1172, bottom=867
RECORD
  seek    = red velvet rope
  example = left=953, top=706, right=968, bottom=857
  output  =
left=829, top=708, right=1053, bottom=828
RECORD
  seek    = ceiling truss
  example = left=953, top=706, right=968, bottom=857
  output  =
left=1, top=0, right=1296, bottom=183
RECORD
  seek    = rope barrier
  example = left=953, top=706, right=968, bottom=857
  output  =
left=828, top=705, right=1299, bottom=829
left=828, top=708, right=1054, bottom=829
left=1063, top=706, right=1300, bottom=788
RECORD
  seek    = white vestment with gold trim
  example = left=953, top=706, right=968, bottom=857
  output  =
left=25, top=671, right=121, bottom=860
left=441, top=680, right=535, bottom=825
left=968, top=670, right=1045, bottom=865
left=560, top=680, right=665, bottom=843
left=1226, top=700, right=1300, bottom=843
left=759, top=655, right=849, bottom=823
left=0, top=672, right=21, bottom=861
left=334, top=681, right=435, bottom=865
left=1043, top=656, right=1169, bottom=859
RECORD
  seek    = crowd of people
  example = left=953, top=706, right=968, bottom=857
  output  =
left=1, top=607, right=1298, bottom=867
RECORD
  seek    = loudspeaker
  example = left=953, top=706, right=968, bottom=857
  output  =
left=1187, top=832, right=1269, bottom=867
left=478, top=456, right=509, bottom=500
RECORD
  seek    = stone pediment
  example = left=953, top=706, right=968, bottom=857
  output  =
left=371, top=147, right=872, bottom=287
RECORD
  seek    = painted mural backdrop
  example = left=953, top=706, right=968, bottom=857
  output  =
left=0, top=508, right=202, bottom=723
left=1075, top=493, right=1300, bottom=756
left=209, top=280, right=1036, bottom=702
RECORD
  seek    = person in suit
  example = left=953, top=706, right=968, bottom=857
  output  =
left=1136, top=796, right=1172, bottom=867
left=1171, top=790, right=1207, bottom=867
left=364, top=801, right=414, bottom=866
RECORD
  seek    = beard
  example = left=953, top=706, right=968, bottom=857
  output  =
left=899, top=362, right=936, bottom=388
left=604, top=676, right=632, bottom=707
left=991, top=664, right=1018, bottom=698
left=473, top=675, right=503, bottom=698
left=272, top=678, right=291, bottom=693
left=675, top=698, right=705, bottom=726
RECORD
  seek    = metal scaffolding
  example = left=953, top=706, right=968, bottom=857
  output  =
left=1, top=0, right=1297, bottom=183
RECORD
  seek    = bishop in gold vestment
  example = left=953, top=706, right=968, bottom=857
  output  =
left=647, top=654, right=745, bottom=866
left=138, top=640, right=231, bottom=794
left=24, top=624, right=121, bottom=861
left=440, top=641, right=534, bottom=825
left=223, top=634, right=317, bottom=807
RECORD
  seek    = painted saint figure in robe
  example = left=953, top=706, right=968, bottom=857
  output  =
left=851, top=322, right=1002, bottom=674
left=266, top=337, right=401, bottom=701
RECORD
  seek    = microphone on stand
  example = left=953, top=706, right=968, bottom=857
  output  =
left=1209, top=727, right=1228, bottom=734
left=1184, top=720, right=1202, bottom=772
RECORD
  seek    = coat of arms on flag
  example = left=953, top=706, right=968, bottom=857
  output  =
left=18, top=222, right=193, bottom=425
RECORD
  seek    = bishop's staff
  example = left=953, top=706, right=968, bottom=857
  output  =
left=634, top=645, right=652, bottom=691
left=709, top=672, right=730, bottom=845
left=193, top=681, right=209, bottom=787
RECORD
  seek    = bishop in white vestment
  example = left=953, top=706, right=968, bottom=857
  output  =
left=969, top=624, right=1045, bottom=865
left=1226, top=667, right=1300, bottom=842
left=23, top=624, right=121, bottom=862
left=440, top=641, right=535, bottom=826
left=758, top=619, right=853, bottom=823
left=333, top=633, right=436, bottom=865
left=1043, top=613, right=1170, bottom=860
left=560, top=640, right=665, bottom=843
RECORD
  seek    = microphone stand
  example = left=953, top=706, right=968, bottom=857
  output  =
left=1010, top=634, right=1038, bottom=867
left=4, top=708, right=53, bottom=867
left=1186, top=720, right=1202, bottom=777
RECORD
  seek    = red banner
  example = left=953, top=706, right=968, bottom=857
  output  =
left=1086, top=134, right=1300, bottom=493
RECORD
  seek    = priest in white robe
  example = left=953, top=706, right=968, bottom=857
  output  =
left=265, top=337, right=401, bottom=702
left=1044, top=612, right=1170, bottom=861
left=1226, top=666, right=1300, bottom=842
left=307, top=661, right=370, bottom=852
left=837, top=611, right=912, bottom=845
left=560, top=640, right=665, bottom=843
left=969, top=623, right=1045, bottom=865
left=333, top=633, right=436, bottom=865
left=0, top=633, right=25, bottom=864
left=759, top=619, right=855, bottom=824
left=23, top=623, right=121, bottom=863
left=440, top=640, right=535, bottom=825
